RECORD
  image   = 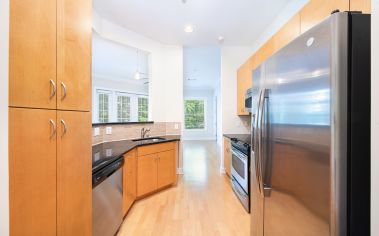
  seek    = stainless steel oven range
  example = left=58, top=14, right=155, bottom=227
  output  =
left=230, top=138, right=250, bottom=212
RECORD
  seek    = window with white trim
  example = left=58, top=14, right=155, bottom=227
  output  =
left=184, top=99, right=206, bottom=130
left=116, top=93, right=131, bottom=122
left=98, top=90, right=111, bottom=123
left=138, top=97, right=149, bottom=122
left=95, top=89, right=149, bottom=123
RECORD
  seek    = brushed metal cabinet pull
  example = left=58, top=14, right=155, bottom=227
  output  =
left=50, top=80, right=56, bottom=99
left=49, top=119, right=56, bottom=138
left=61, top=82, right=67, bottom=100
left=61, top=119, right=68, bottom=136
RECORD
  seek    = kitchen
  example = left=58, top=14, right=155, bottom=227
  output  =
left=0, top=0, right=378, bottom=236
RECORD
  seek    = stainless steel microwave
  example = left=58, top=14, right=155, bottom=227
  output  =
left=244, top=88, right=253, bottom=113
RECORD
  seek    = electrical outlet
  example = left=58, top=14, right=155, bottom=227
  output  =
left=94, top=127, right=100, bottom=136
left=106, top=149, right=112, bottom=157
left=174, top=123, right=179, bottom=129
left=106, top=126, right=112, bottom=135
left=94, top=152, right=100, bottom=161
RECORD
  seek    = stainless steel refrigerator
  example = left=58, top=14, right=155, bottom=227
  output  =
left=250, top=12, right=370, bottom=236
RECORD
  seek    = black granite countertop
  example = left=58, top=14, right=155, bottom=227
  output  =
left=223, top=134, right=251, bottom=145
left=92, top=135, right=181, bottom=174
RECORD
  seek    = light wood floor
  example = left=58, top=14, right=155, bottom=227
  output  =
left=117, top=140, right=250, bottom=236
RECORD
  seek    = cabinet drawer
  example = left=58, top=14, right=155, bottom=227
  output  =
left=137, top=141, right=175, bottom=156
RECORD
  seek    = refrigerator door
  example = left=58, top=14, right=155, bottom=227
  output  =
left=250, top=65, right=265, bottom=236
left=260, top=14, right=343, bottom=236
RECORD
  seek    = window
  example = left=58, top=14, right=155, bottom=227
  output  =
left=95, top=88, right=149, bottom=123
left=117, top=94, right=131, bottom=122
left=98, top=91, right=110, bottom=123
left=184, top=99, right=205, bottom=129
left=138, top=97, right=149, bottom=122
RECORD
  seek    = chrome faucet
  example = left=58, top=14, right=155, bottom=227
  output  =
left=140, top=127, right=151, bottom=138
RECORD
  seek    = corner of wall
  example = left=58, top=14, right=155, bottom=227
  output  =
left=0, top=0, right=9, bottom=235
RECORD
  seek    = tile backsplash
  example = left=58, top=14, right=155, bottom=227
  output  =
left=92, top=122, right=182, bottom=145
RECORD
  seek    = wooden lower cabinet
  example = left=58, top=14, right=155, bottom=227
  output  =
left=137, top=142, right=177, bottom=197
left=9, top=108, right=92, bottom=236
left=57, top=111, right=92, bottom=236
left=137, top=153, right=158, bottom=197
left=224, top=138, right=231, bottom=177
left=9, top=108, right=57, bottom=236
left=157, top=150, right=176, bottom=188
left=123, top=150, right=137, bottom=216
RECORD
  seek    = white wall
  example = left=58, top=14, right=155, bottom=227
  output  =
left=372, top=0, right=379, bottom=234
left=93, top=11, right=183, bottom=124
left=220, top=46, right=252, bottom=135
left=183, top=89, right=216, bottom=140
left=0, top=0, right=9, bottom=235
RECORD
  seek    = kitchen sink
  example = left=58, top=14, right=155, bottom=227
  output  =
left=132, top=137, right=166, bottom=142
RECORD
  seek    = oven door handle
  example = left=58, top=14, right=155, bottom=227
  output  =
left=231, top=149, right=247, bottom=162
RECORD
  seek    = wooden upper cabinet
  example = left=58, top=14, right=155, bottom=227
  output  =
left=157, top=150, right=176, bottom=188
left=9, top=0, right=57, bottom=109
left=237, top=61, right=252, bottom=116
left=9, top=108, right=57, bottom=236
left=271, top=13, right=301, bottom=55
left=123, top=150, right=137, bottom=216
left=300, top=0, right=349, bottom=34
left=57, top=0, right=92, bottom=111
left=137, top=153, right=158, bottom=197
left=57, top=111, right=92, bottom=236
left=350, top=0, right=371, bottom=13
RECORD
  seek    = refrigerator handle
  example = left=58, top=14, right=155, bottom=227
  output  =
left=256, top=89, right=266, bottom=197
left=254, top=90, right=263, bottom=195
left=260, top=89, right=272, bottom=197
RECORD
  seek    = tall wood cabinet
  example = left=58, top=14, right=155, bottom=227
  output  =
left=9, top=0, right=92, bottom=235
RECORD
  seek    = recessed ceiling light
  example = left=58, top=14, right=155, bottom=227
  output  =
left=218, top=36, right=224, bottom=43
left=184, top=25, right=194, bottom=33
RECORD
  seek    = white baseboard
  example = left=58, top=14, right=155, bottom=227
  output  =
left=177, top=168, right=184, bottom=175
left=219, top=167, right=226, bottom=174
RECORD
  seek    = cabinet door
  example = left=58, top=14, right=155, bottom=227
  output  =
left=300, top=0, right=349, bottom=34
left=57, top=0, right=92, bottom=111
left=9, top=108, right=57, bottom=236
left=157, top=150, right=176, bottom=188
left=123, top=150, right=136, bottom=216
left=9, top=0, right=57, bottom=109
left=57, top=111, right=92, bottom=236
left=350, top=0, right=371, bottom=13
left=224, top=138, right=231, bottom=177
left=237, top=63, right=252, bottom=116
left=137, top=154, right=158, bottom=197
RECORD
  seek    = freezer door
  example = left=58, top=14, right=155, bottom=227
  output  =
left=260, top=14, right=342, bottom=236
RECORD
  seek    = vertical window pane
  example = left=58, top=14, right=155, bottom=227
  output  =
left=138, top=97, right=149, bottom=122
left=98, top=93, right=109, bottom=123
left=184, top=100, right=205, bottom=129
left=117, top=95, right=130, bottom=122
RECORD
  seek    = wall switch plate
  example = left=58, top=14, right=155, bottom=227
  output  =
left=106, top=126, right=112, bottom=135
left=174, top=123, right=179, bottom=129
left=94, top=127, right=100, bottom=136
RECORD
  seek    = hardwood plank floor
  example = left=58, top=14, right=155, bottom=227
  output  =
left=117, top=140, right=250, bottom=236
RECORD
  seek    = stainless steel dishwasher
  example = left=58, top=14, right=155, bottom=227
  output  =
left=92, top=157, right=124, bottom=236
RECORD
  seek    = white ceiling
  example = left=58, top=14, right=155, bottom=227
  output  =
left=92, top=31, right=150, bottom=84
left=93, top=0, right=293, bottom=46
left=183, top=46, right=221, bottom=89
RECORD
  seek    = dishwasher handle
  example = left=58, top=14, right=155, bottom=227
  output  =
left=92, top=158, right=124, bottom=188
